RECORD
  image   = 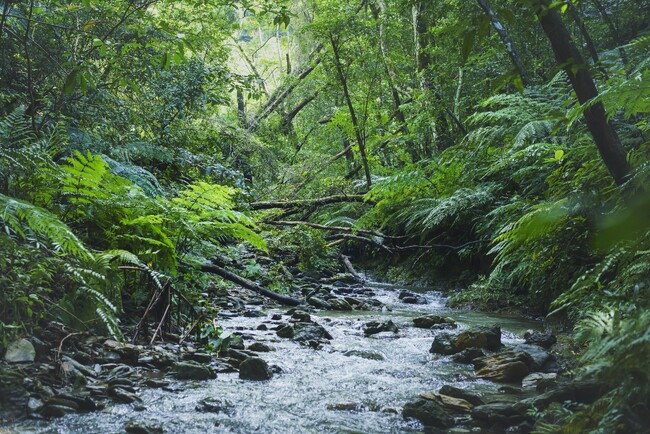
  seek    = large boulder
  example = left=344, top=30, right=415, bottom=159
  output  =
left=402, top=398, right=454, bottom=428
left=124, top=419, right=164, bottom=434
left=327, top=298, right=353, bottom=311
left=364, top=320, right=398, bottom=337
left=524, top=331, right=557, bottom=349
left=172, top=361, right=216, bottom=381
left=454, top=325, right=501, bottom=351
left=239, top=357, right=273, bottom=381
left=398, top=290, right=428, bottom=305
left=511, top=343, right=558, bottom=373
left=451, top=348, right=485, bottom=364
left=4, top=339, right=36, bottom=363
left=413, top=315, right=457, bottom=329
left=438, top=385, right=484, bottom=406
left=471, top=402, right=530, bottom=427
left=473, top=351, right=534, bottom=383
left=307, top=296, right=332, bottom=310
left=293, top=323, right=333, bottom=342
left=429, top=334, right=460, bottom=355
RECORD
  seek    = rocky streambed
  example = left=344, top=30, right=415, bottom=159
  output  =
left=1, top=275, right=599, bottom=433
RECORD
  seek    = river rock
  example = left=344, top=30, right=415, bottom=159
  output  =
left=524, top=331, right=556, bottom=349
left=125, top=419, right=164, bottom=434
left=343, top=350, right=385, bottom=360
left=307, top=297, right=332, bottom=310
left=398, top=290, right=428, bottom=304
left=455, top=325, right=501, bottom=351
left=248, top=342, right=273, bottom=352
left=195, top=397, right=234, bottom=414
left=328, top=298, right=353, bottom=311
left=172, top=361, right=216, bottom=380
left=293, top=323, right=333, bottom=342
left=108, top=386, right=141, bottom=403
left=40, top=404, right=76, bottom=418
left=517, top=380, right=606, bottom=412
left=291, top=311, right=313, bottom=322
left=4, top=339, right=36, bottom=363
left=522, top=372, right=557, bottom=390
left=103, top=339, right=140, bottom=364
left=239, top=357, right=273, bottom=381
left=413, top=315, right=457, bottom=329
left=511, top=344, right=556, bottom=372
left=451, top=348, right=485, bottom=364
left=471, top=402, right=529, bottom=426
left=364, top=320, right=398, bottom=337
left=438, top=385, right=484, bottom=406
left=429, top=334, right=460, bottom=355
left=402, top=398, right=454, bottom=428
left=474, top=351, right=534, bottom=383
left=181, top=351, right=212, bottom=364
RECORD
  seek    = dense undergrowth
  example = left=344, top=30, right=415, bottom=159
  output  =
left=1, top=0, right=649, bottom=432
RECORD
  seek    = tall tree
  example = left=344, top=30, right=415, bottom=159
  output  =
left=532, top=0, right=630, bottom=184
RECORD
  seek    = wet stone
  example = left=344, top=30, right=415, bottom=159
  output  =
left=239, top=357, right=273, bottom=381
left=327, top=298, right=353, bottom=311
left=430, top=334, right=460, bottom=355
left=402, top=398, right=454, bottom=429
left=40, top=404, right=76, bottom=418
left=474, top=351, right=534, bottom=383
left=248, top=342, right=273, bottom=352
left=307, top=296, right=332, bottom=310
left=124, top=419, right=164, bottom=434
left=108, top=387, right=141, bottom=403
left=181, top=352, right=212, bottom=364
left=451, top=348, right=485, bottom=364
left=343, top=350, right=385, bottom=360
left=398, top=290, right=428, bottom=304
left=195, top=397, right=234, bottom=414
left=413, top=315, right=457, bottom=329
left=144, top=379, right=169, bottom=388
left=364, top=320, right=398, bottom=337
left=172, top=361, right=216, bottom=381
left=455, top=325, right=501, bottom=352
left=438, top=385, right=485, bottom=407
left=524, top=331, right=557, bottom=349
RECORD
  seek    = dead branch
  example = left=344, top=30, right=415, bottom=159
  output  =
left=251, top=194, right=371, bottom=210
left=199, top=262, right=305, bottom=306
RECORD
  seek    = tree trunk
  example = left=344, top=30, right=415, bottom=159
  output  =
left=330, top=35, right=372, bottom=189
left=250, top=194, right=370, bottom=210
left=199, top=263, right=304, bottom=306
left=566, top=1, right=600, bottom=66
left=476, top=0, right=529, bottom=86
left=534, top=1, right=630, bottom=185
left=372, top=0, right=407, bottom=128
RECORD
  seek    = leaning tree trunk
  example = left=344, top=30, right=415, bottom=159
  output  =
left=330, top=34, right=372, bottom=189
left=476, top=0, right=529, bottom=86
left=534, top=1, right=630, bottom=185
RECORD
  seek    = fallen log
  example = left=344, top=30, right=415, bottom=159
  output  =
left=341, top=254, right=365, bottom=282
left=251, top=194, right=371, bottom=210
left=325, top=233, right=393, bottom=253
left=199, top=262, right=305, bottom=306
left=267, top=220, right=404, bottom=240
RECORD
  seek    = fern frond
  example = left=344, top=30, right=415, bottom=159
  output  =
left=0, top=193, right=91, bottom=259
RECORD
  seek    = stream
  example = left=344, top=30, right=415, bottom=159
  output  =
left=6, top=276, right=541, bottom=433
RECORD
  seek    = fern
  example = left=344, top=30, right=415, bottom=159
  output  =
left=0, top=194, right=91, bottom=259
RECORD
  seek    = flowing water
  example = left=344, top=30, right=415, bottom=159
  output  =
left=6, top=277, right=541, bottom=434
